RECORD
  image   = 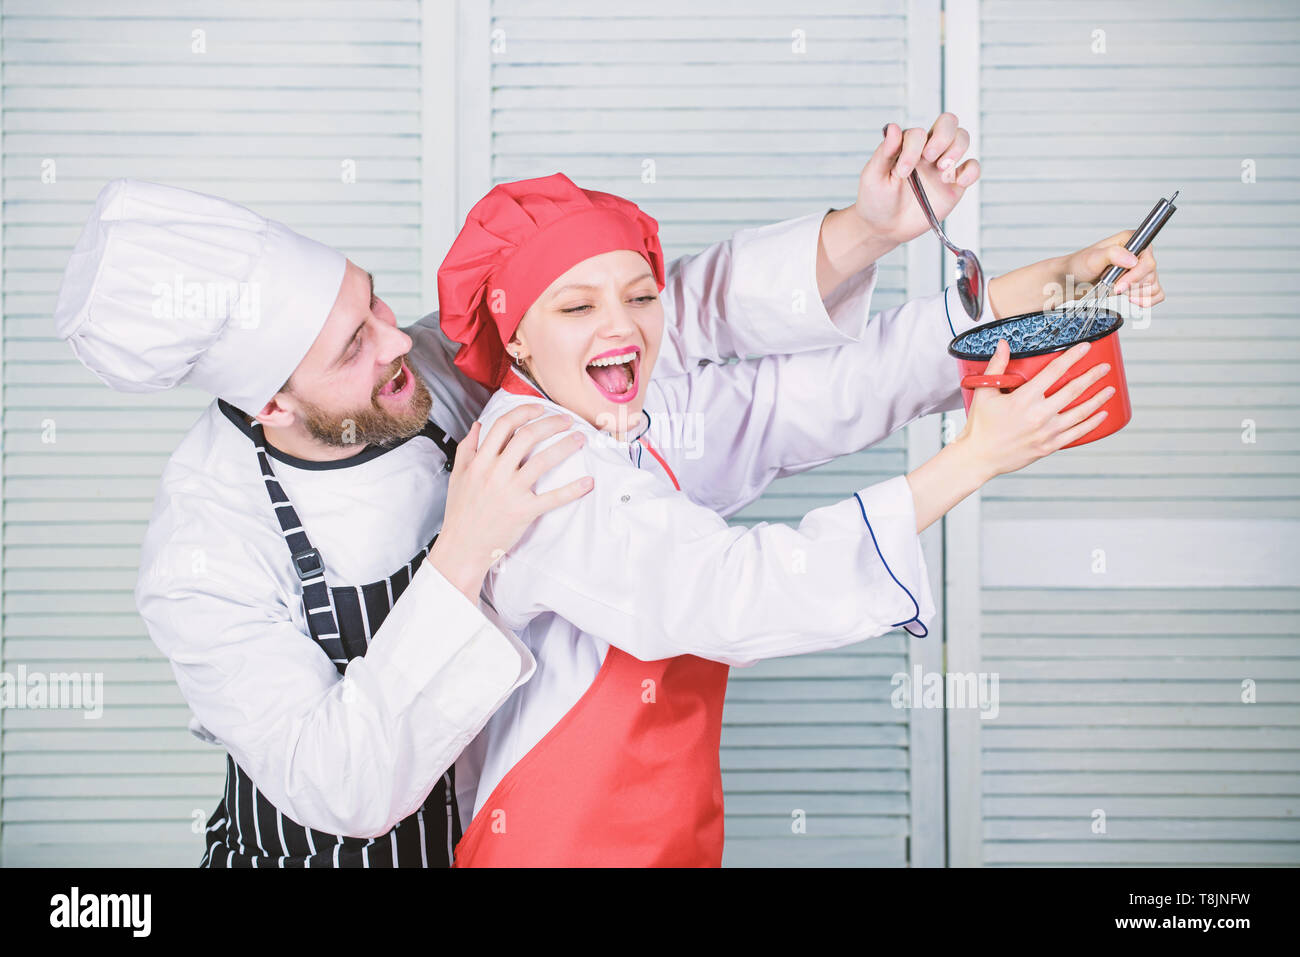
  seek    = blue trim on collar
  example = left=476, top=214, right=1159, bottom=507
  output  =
left=629, top=407, right=652, bottom=443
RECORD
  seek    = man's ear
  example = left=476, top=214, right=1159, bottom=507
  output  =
left=253, top=391, right=299, bottom=429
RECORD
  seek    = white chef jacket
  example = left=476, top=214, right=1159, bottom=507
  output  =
left=134, top=209, right=887, bottom=839
left=458, top=280, right=992, bottom=825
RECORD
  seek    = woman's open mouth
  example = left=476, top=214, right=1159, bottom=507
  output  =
left=585, top=346, right=640, bottom=404
left=376, top=359, right=413, bottom=403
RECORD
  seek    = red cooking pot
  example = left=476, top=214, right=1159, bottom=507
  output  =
left=947, top=307, right=1132, bottom=449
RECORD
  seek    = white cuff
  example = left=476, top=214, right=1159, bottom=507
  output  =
left=361, top=558, right=535, bottom=723
left=852, top=475, right=936, bottom=638
left=822, top=259, right=879, bottom=340
left=730, top=209, right=879, bottom=353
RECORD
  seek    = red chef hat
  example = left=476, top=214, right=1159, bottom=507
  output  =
left=438, top=173, right=666, bottom=388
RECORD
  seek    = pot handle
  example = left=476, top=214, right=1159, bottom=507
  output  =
left=962, top=372, right=1027, bottom=390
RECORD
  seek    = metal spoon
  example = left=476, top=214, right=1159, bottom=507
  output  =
left=884, top=124, right=984, bottom=321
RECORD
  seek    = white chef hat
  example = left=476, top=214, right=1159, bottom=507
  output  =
left=54, top=178, right=348, bottom=414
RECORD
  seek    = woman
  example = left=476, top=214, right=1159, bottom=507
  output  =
left=437, top=170, right=1162, bottom=867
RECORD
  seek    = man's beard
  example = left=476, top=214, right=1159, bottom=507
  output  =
left=296, top=358, right=434, bottom=450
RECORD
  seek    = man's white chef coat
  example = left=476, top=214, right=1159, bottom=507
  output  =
left=459, top=279, right=991, bottom=826
left=134, top=210, right=905, bottom=839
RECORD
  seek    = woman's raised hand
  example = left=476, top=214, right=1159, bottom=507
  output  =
left=905, top=340, right=1114, bottom=533
left=428, top=404, right=592, bottom=603
left=852, top=113, right=981, bottom=247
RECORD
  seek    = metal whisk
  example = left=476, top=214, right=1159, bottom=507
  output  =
left=1030, top=190, right=1180, bottom=349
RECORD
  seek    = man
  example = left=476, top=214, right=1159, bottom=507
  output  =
left=52, top=117, right=980, bottom=866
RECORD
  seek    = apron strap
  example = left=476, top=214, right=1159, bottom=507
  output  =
left=242, top=415, right=461, bottom=637
left=638, top=433, right=680, bottom=491
left=419, top=419, right=458, bottom=471
left=248, top=422, right=341, bottom=638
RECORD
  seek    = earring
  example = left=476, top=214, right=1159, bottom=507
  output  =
left=513, top=351, right=522, bottom=366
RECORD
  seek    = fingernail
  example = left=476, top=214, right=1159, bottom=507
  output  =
left=1098, top=363, right=1111, bottom=372
left=939, top=157, right=953, bottom=170
left=583, top=476, right=594, bottom=489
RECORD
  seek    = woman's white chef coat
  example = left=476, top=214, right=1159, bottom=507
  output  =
left=458, top=280, right=991, bottom=825
left=133, top=209, right=896, bottom=839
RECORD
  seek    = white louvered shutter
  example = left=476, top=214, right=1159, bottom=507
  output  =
left=968, top=0, right=1300, bottom=866
left=1, top=0, right=428, bottom=866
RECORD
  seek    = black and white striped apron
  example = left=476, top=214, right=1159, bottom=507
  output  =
left=200, top=416, right=462, bottom=868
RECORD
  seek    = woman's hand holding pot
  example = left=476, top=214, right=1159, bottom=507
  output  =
left=906, top=339, right=1115, bottom=533
left=958, top=338, right=1114, bottom=479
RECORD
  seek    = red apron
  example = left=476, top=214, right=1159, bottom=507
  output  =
left=454, top=373, right=731, bottom=867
